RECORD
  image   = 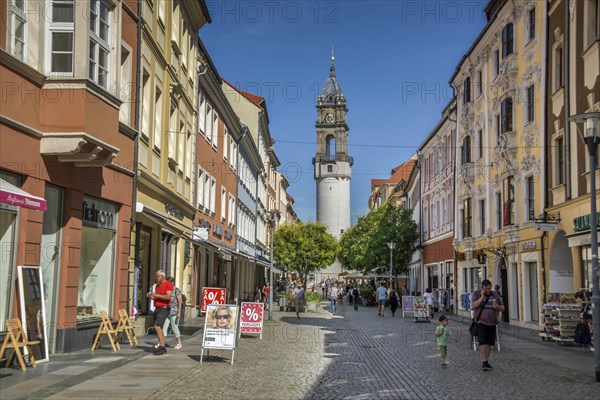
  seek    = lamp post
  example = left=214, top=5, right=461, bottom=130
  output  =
left=387, top=242, right=396, bottom=290
left=268, top=210, right=280, bottom=321
left=571, top=112, right=600, bottom=382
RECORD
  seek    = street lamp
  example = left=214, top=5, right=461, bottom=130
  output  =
left=387, top=242, right=396, bottom=290
left=268, top=210, right=281, bottom=321
left=571, top=112, right=600, bottom=382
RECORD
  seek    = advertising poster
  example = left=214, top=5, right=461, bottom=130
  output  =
left=239, top=302, right=264, bottom=337
left=202, top=304, right=238, bottom=349
left=413, top=296, right=429, bottom=322
left=201, top=287, right=227, bottom=313
left=401, top=296, right=415, bottom=318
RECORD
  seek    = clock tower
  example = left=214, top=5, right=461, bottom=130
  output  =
left=313, top=55, right=352, bottom=241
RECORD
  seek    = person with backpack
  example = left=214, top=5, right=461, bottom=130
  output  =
left=389, top=290, right=399, bottom=317
left=352, top=286, right=360, bottom=310
left=574, top=315, right=592, bottom=348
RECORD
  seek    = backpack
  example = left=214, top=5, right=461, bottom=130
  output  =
left=352, top=288, right=359, bottom=297
left=574, top=322, right=591, bottom=345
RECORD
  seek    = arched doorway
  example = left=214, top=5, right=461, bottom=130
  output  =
left=549, top=231, right=573, bottom=293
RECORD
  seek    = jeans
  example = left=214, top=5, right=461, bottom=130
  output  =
left=330, top=299, right=337, bottom=313
left=163, top=314, right=181, bottom=339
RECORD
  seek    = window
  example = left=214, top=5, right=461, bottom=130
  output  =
left=502, top=23, right=514, bottom=58
left=177, top=120, right=184, bottom=172
left=205, top=104, right=213, bottom=144
left=495, top=115, right=501, bottom=146
left=501, top=98, right=513, bottom=133
left=89, top=0, right=111, bottom=88
left=154, top=85, right=163, bottom=151
left=493, top=49, right=500, bottom=77
left=228, top=194, right=235, bottom=226
left=478, top=129, right=483, bottom=159
left=423, top=206, right=428, bottom=240
left=556, top=137, right=564, bottom=185
left=10, top=0, right=26, bottom=61
left=477, top=70, right=482, bottom=97
left=526, top=176, right=535, bottom=221
left=203, top=172, right=211, bottom=212
left=230, top=141, right=237, bottom=170
left=462, top=198, right=472, bottom=238
left=141, top=69, right=151, bottom=139
left=48, top=0, right=74, bottom=74
left=119, top=46, right=133, bottom=124
left=461, top=136, right=471, bottom=164
left=212, top=112, right=219, bottom=149
left=527, top=7, right=536, bottom=42
left=197, top=167, right=205, bottom=209
left=503, top=176, right=515, bottom=226
left=584, top=0, right=599, bottom=49
left=526, top=85, right=535, bottom=124
left=327, top=165, right=333, bottom=173
left=495, top=192, right=502, bottom=231
left=210, top=177, right=216, bottom=214
left=479, top=199, right=486, bottom=235
left=168, top=106, right=176, bottom=159
left=198, top=94, right=206, bottom=135
left=221, top=187, right=226, bottom=222
left=463, top=77, right=471, bottom=104
left=223, top=127, right=229, bottom=161
left=553, top=45, right=564, bottom=90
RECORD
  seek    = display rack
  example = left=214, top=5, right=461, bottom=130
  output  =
left=539, top=303, right=581, bottom=345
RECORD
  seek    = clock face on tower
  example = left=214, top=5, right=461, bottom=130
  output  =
left=325, top=113, right=334, bottom=123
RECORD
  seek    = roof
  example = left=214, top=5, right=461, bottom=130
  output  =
left=221, top=78, right=265, bottom=110
left=322, top=62, right=343, bottom=97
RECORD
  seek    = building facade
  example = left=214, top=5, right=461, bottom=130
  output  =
left=131, top=0, right=210, bottom=328
left=545, top=0, right=599, bottom=301
left=452, top=0, right=546, bottom=327
left=1, top=0, right=139, bottom=352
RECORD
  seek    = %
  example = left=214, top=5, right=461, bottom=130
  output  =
left=245, top=307, right=261, bottom=321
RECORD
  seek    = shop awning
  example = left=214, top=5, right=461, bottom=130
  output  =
left=0, top=178, right=46, bottom=211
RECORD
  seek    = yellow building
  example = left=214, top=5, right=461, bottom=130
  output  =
left=130, top=1, right=211, bottom=326
left=452, top=0, right=546, bottom=329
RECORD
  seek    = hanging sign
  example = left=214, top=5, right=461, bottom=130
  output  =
left=239, top=302, right=264, bottom=339
left=201, top=287, right=227, bottom=313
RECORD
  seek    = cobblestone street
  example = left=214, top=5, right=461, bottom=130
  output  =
left=149, top=302, right=598, bottom=400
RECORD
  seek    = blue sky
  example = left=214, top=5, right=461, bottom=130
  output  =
left=201, top=1, right=488, bottom=223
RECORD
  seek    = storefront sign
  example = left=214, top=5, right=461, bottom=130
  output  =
left=202, top=304, right=238, bottom=349
left=535, top=222, right=558, bottom=232
left=201, top=287, right=227, bottom=313
left=573, top=213, right=600, bottom=232
left=82, top=196, right=116, bottom=229
left=521, top=241, right=536, bottom=251
left=193, top=227, right=209, bottom=241
left=239, top=302, right=264, bottom=336
left=165, top=203, right=184, bottom=220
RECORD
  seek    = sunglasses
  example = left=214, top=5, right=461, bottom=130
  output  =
left=215, top=315, right=230, bottom=320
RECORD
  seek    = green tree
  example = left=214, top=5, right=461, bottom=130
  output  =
left=273, top=221, right=339, bottom=285
left=339, top=204, right=419, bottom=288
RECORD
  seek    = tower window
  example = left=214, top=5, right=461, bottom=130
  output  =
left=326, top=135, right=336, bottom=158
left=327, top=165, right=333, bottom=173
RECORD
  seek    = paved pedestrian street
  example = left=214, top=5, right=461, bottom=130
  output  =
left=149, top=303, right=597, bottom=400
left=1, top=303, right=597, bottom=400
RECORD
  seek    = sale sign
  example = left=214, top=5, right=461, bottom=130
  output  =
left=239, top=302, right=264, bottom=335
left=201, top=287, right=227, bottom=313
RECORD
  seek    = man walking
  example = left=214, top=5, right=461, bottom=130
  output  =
left=471, top=279, right=504, bottom=371
left=147, top=270, right=173, bottom=355
left=377, top=282, right=388, bottom=317
left=294, top=282, right=305, bottom=319
left=329, top=282, right=340, bottom=314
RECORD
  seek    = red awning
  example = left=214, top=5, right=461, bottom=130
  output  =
left=0, top=178, right=47, bottom=211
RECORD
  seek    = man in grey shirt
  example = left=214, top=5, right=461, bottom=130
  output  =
left=294, top=283, right=305, bottom=319
left=377, top=282, right=388, bottom=317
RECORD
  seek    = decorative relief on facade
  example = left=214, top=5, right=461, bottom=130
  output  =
left=522, top=37, right=539, bottom=63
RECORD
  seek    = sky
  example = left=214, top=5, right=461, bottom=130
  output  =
left=201, top=0, right=489, bottom=223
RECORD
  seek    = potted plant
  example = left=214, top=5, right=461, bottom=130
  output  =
left=284, top=292, right=295, bottom=311
left=305, top=292, right=321, bottom=313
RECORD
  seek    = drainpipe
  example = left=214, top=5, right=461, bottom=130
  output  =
left=540, top=0, right=549, bottom=304
left=447, top=88, right=458, bottom=312
left=129, top=0, right=143, bottom=317
left=564, top=0, right=571, bottom=199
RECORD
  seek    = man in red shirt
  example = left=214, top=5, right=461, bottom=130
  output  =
left=262, top=283, right=270, bottom=311
left=147, top=270, right=173, bottom=355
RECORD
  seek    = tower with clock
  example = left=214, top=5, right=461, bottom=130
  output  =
left=313, top=54, right=352, bottom=245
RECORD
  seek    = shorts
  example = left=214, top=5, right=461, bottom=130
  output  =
left=378, top=299, right=386, bottom=306
left=477, top=323, right=496, bottom=345
left=439, top=345, right=447, bottom=358
left=154, top=307, right=169, bottom=326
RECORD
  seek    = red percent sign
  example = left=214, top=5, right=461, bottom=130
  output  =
left=201, top=287, right=227, bottom=312
left=240, top=302, right=264, bottom=333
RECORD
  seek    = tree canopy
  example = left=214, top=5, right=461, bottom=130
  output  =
left=273, top=221, right=339, bottom=285
left=339, top=204, right=419, bottom=284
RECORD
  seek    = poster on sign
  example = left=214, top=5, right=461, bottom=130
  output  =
left=401, top=296, right=415, bottom=318
left=239, top=302, right=264, bottom=339
left=201, top=304, right=239, bottom=365
left=413, top=296, right=430, bottom=322
left=201, top=287, right=227, bottom=313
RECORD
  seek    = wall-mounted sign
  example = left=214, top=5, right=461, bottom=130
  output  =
left=82, top=196, right=116, bottom=230
left=193, top=227, right=208, bottom=242
left=213, top=224, right=224, bottom=236
left=165, top=203, right=184, bottom=220
left=521, top=241, right=536, bottom=251
left=535, top=222, right=558, bottom=232
left=574, top=213, right=600, bottom=232
left=224, top=231, right=233, bottom=240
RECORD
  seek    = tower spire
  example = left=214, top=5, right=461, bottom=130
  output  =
left=330, top=45, right=335, bottom=76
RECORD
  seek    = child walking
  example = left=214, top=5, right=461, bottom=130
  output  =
left=435, top=315, right=453, bottom=367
